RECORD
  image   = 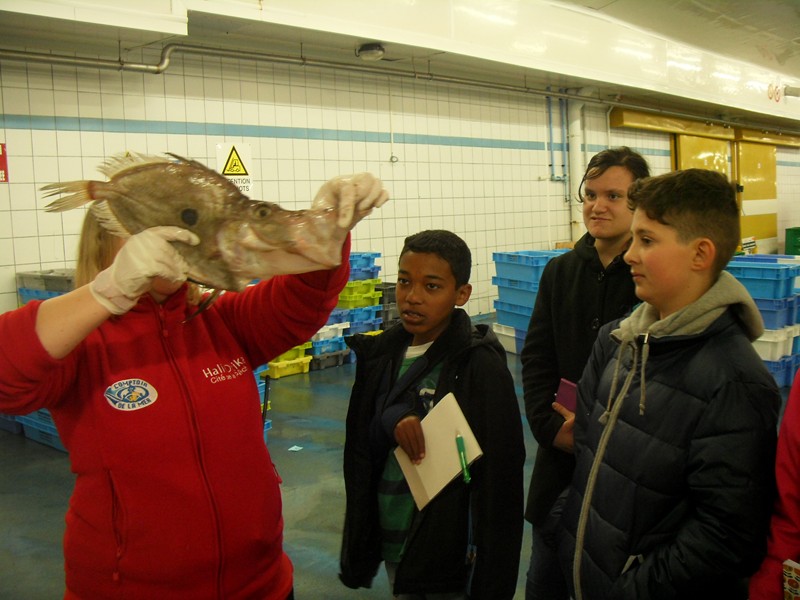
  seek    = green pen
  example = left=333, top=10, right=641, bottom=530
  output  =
left=456, top=432, right=471, bottom=484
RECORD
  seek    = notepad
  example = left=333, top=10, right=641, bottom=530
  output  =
left=394, top=392, right=483, bottom=510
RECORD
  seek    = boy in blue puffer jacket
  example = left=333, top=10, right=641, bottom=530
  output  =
left=557, top=169, right=780, bottom=600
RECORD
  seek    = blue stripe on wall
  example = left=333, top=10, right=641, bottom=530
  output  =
left=1, top=114, right=548, bottom=150
left=584, top=143, right=671, bottom=158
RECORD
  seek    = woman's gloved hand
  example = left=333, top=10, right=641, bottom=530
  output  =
left=311, top=172, right=390, bottom=230
left=90, top=226, right=199, bottom=315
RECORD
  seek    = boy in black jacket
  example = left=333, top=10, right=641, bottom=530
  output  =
left=557, top=169, right=780, bottom=599
left=339, top=230, right=525, bottom=599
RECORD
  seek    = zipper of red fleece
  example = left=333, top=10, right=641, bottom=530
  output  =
left=156, top=302, right=226, bottom=598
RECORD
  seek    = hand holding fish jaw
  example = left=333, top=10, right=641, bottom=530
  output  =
left=312, top=173, right=390, bottom=230
left=90, top=226, right=200, bottom=315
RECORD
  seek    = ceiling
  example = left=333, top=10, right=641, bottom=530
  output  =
left=562, top=0, right=800, bottom=76
left=0, top=0, right=799, bottom=134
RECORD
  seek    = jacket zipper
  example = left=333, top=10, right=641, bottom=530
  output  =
left=108, top=470, right=125, bottom=585
left=156, top=303, right=226, bottom=598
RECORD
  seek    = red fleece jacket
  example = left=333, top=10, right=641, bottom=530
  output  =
left=0, top=238, right=349, bottom=599
left=750, top=373, right=800, bottom=600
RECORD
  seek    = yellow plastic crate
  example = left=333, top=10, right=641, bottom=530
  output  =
left=273, top=342, right=312, bottom=362
left=266, top=355, right=312, bottom=379
left=342, top=278, right=381, bottom=295
left=337, top=290, right=382, bottom=309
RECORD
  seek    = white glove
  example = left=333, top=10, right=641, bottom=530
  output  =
left=312, top=172, right=390, bottom=229
left=90, top=226, right=199, bottom=315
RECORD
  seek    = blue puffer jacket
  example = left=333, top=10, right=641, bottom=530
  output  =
left=557, top=272, right=780, bottom=600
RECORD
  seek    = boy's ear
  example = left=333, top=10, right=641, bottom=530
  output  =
left=692, top=237, right=716, bottom=271
left=455, top=283, right=472, bottom=306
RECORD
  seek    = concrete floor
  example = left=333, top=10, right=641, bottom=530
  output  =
left=0, top=352, right=535, bottom=599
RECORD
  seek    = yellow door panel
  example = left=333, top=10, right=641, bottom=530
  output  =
left=675, top=136, right=730, bottom=173
left=737, top=142, right=776, bottom=200
left=741, top=214, right=778, bottom=241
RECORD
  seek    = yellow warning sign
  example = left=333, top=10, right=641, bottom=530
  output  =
left=222, top=146, right=249, bottom=176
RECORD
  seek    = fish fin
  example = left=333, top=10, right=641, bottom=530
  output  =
left=98, top=152, right=170, bottom=179
left=183, top=289, right=222, bottom=322
left=90, top=203, right=131, bottom=238
left=165, top=152, right=207, bottom=170
left=165, top=153, right=242, bottom=195
left=41, top=181, right=95, bottom=211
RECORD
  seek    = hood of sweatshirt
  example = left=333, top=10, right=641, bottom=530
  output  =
left=602, top=270, right=763, bottom=421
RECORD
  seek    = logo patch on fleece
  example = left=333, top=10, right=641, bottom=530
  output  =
left=104, top=379, right=158, bottom=411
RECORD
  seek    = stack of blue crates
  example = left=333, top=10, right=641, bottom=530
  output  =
left=318, top=252, right=384, bottom=367
left=6, top=269, right=75, bottom=450
left=491, top=250, right=568, bottom=353
left=16, top=409, right=67, bottom=453
left=728, top=255, right=800, bottom=389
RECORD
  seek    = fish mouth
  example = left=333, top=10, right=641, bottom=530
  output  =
left=239, top=225, right=341, bottom=268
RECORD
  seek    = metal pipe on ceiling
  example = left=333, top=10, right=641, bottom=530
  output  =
left=0, top=43, right=797, bottom=137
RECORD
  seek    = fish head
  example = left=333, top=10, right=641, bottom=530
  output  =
left=216, top=199, right=346, bottom=284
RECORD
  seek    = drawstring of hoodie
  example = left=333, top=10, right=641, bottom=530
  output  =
left=573, top=332, right=650, bottom=600
left=638, top=333, right=649, bottom=415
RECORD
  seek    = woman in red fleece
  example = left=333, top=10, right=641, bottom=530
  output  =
left=0, top=174, right=387, bottom=600
left=750, top=373, right=800, bottom=600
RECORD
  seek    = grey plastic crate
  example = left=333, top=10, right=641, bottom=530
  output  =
left=16, top=269, right=76, bottom=292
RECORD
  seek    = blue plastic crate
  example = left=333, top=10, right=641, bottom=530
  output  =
left=16, top=416, right=67, bottom=452
left=492, top=276, right=539, bottom=308
left=754, top=297, right=796, bottom=329
left=347, top=318, right=383, bottom=335
left=349, top=252, right=381, bottom=269
left=350, top=266, right=381, bottom=281
left=494, top=299, right=533, bottom=331
left=796, top=295, right=800, bottom=325
left=764, top=355, right=796, bottom=388
left=17, top=287, right=64, bottom=305
left=731, top=254, right=800, bottom=289
left=493, top=251, right=553, bottom=283
left=346, top=305, right=383, bottom=323
left=725, top=263, right=800, bottom=299
left=309, top=336, right=348, bottom=356
left=326, top=308, right=351, bottom=325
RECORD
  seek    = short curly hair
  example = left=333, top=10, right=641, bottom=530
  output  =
left=400, top=230, right=472, bottom=287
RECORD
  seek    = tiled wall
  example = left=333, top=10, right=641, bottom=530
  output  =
left=2, top=46, right=784, bottom=316
left=778, top=147, right=800, bottom=253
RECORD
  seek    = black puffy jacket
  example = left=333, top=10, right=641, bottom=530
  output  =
left=339, top=309, right=525, bottom=598
left=557, top=273, right=780, bottom=600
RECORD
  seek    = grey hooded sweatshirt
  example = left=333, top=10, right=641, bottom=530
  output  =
left=557, top=271, right=780, bottom=600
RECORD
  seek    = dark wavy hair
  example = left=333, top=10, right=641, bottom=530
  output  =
left=577, top=146, right=651, bottom=202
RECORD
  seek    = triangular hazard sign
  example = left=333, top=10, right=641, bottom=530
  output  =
left=222, top=146, right=249, bottom=176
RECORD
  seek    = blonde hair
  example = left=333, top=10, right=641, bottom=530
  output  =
left=75, top=210, right=201, bottom=305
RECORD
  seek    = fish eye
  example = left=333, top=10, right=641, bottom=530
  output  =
left=180, top=208, right=199, bottom=226
left=256, top=206, right=271, bottom=218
